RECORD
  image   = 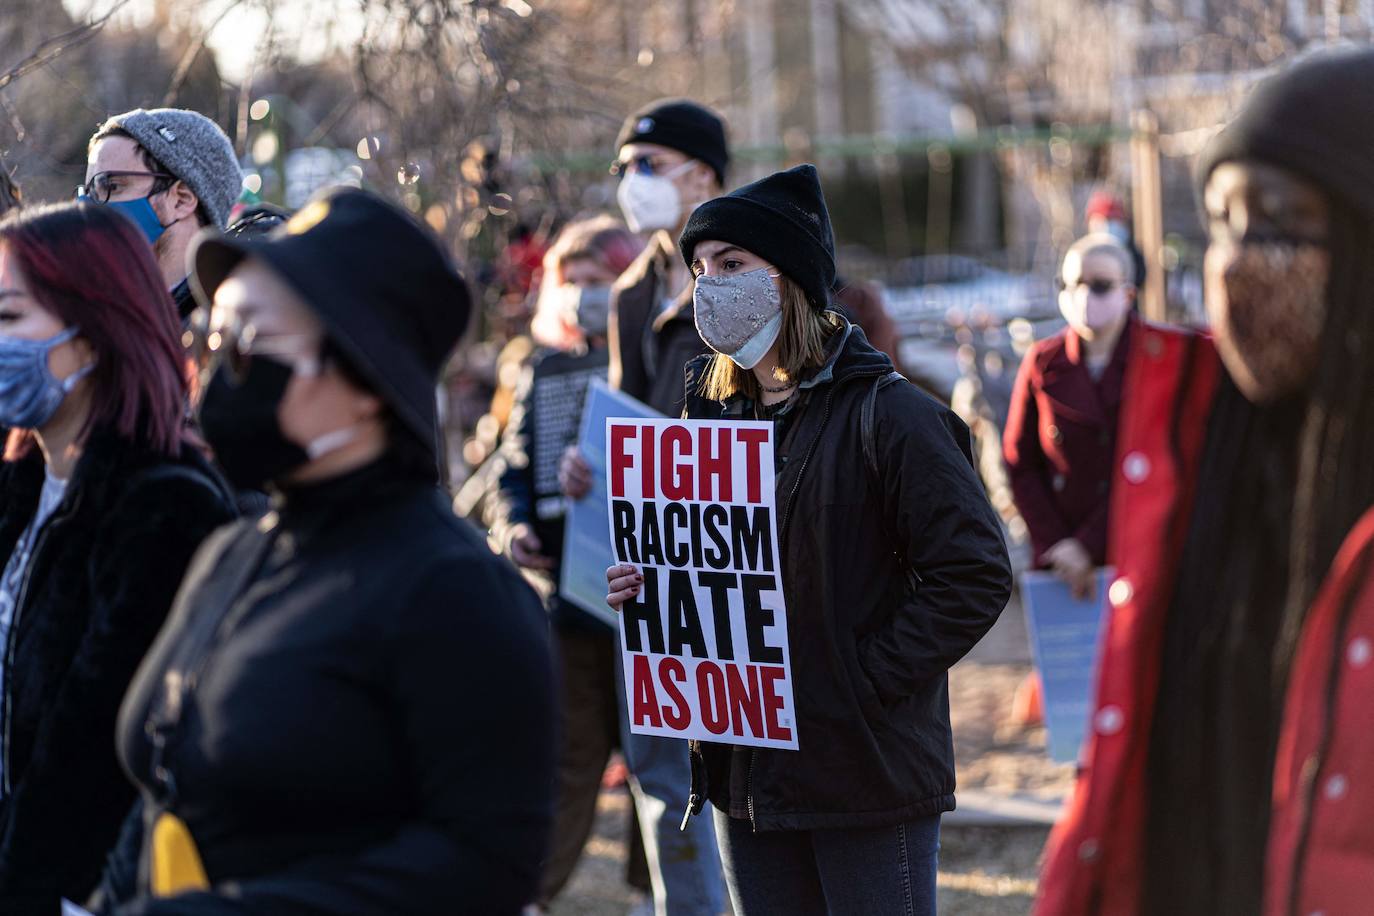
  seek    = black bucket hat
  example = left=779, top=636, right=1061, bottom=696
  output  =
left=188, top=186, right=471, bottom=454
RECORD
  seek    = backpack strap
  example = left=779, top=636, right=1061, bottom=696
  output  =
left=861, top=371, right=905, bottom=484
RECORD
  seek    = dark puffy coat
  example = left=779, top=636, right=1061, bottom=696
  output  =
left=684, top=319, right=1012, bottom=831
left=108, top=459, right=556, bottom=915
left=0, top=431, right=236, bottom=913
left=608, top=234, right=712, bottom=418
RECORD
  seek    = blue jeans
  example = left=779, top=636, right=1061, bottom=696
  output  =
left=714, top=808, right=941, bottom=916
left=615, top=636, right=727, bottom=916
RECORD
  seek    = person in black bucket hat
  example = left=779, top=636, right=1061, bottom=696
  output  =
left=95, top=186, right=556, bottom=915
left=604, top=164, right=1012, bottom=916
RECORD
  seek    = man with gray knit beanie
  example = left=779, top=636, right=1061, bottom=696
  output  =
left=83, top=108, right=242, bottom=320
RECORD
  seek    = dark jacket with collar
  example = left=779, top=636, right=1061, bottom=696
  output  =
left=1002, top=315, right=1136, bottom=566
left=107, top=459, right=555, bottom=916
left=608, top=234, right=711, bottom=418
left=0, top=430, right=236, bottom=913
left=683, top=318, right=1013, bottom=831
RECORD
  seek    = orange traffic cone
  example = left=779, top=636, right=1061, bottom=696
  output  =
left=1010, top=671, right=1044, bottom=727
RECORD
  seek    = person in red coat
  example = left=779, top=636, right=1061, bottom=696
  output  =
left=1004, top=233, right=1138, bottom=598
left=1035, top=47, right=1374, bottom=916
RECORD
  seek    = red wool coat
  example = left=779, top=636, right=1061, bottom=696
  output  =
left=1003, top=316, right=1136, bottom=566
left=1036, top=322, right=1374, bottom=915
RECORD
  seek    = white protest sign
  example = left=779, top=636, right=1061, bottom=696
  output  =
left=607, top=418, right=798, bottom=751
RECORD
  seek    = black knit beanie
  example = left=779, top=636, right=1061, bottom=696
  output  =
left=1197, top=47, right=1374, bottom=220
left=615, top=99, right=729, bottom=186
left=679, top=164, right=836, bottom=311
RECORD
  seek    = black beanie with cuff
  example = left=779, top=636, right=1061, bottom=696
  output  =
left=678, top=164, right=836, bottom=311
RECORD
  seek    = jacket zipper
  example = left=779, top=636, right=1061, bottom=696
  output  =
left=1, top=493, right=82, bottom=796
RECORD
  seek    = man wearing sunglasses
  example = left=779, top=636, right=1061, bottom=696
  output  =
left=558, top=98, right=730, bottom=916
left=83, top=108, right=243, bottom=321
left=1004, top=233, right=1140, bottom=603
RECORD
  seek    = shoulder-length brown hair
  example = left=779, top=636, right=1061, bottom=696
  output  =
left=698, top=274, right=838, bottom=403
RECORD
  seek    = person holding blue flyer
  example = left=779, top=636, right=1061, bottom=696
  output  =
left=607, top=164, right=1012, bottom=916
left=489, top=215, right=645, bottom=910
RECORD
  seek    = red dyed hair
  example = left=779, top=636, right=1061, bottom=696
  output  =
left=0, top=201, right=190, bottom=458
left=530, top=215, right=643, bottom=349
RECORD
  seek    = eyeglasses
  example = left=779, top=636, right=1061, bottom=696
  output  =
left=187, top=307, right=321, bottom=385
left=1059, top=277, right=1123, bottom=296
left=608, top=155, right=692, bottom=180
left=76, top=170, right=175, bottom=204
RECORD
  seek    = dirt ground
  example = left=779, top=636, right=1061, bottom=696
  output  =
left=551, top=598, right=1074, bottom=916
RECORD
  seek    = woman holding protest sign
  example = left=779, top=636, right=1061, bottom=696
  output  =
left=606, top=165, right=1012, bottom=915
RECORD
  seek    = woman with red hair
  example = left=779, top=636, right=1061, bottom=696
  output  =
left=0, top=202, right=235, bottom=913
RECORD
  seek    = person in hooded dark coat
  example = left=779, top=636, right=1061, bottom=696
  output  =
left=100, top=188, right=555, bottom=916
left=606, top=166, right=1012, bottom=916
left=0, top=202, right=236, bottom=915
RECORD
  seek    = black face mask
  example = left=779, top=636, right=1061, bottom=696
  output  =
left=198, top=358, right=309, bottom=492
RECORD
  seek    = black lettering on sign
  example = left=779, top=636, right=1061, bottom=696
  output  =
left=731, top=505, right=774, bottom=573
left=703, top=504, right=731, bottom=570
left=622, top=568, right=664, bottom=654
left=742, top=574, right=785, bottom=664
left=666, top=569, right=708, bottom=658
left=696, top=571, right=738, bottom=661
left=612, top=500, right=639, bottom=565
left=640, top=504, right=665, bottom=566
left=663, top=503, right=690, bottom=568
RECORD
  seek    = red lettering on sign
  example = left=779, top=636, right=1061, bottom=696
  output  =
left=641, top=425, right=657, bottom=499
left=697, top=426, right=733, bottom=503
left=696, top=661, right=729, bottom=735
left=632, top=654, right=663, bottom=728
left=736, top=428, right=768, bottom=504
left=661, top=426, right=694, bottom=501
left=726, top=664, right=764, bottom=738
left=659, top=658, right=691, bottom=729
left=760, top=665, right=792, bottom=741
left=610, top=424, right=635, bottom=499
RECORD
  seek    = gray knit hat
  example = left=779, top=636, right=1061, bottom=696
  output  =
left=94, top=108, right=242, bottom=229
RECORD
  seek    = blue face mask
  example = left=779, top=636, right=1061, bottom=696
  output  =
left=0, top=328, right=96, bottom=429
left=78, top=193, right=167, bottom=245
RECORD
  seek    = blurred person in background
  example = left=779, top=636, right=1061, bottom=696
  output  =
left=84, top=109, right=243, bottom=322
left=1001, top=235, right=1138, bottom=724
left=1037, top=48, right=1374, bottom=916
left=0, top=167, right=20, bottom=217
left=488, top=215, right=646, bottom=911
left=559, top=98, right=732, bottom=916
left=1084, top=190, right=1146, bottom=292
left=100, top=188, right=554, bottom=915
left=0, top=202, right=235, bottom=914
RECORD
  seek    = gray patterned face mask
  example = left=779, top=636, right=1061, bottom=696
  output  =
left=692, top=267, right=782, bottom=370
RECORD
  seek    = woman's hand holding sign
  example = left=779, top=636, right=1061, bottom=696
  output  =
left=606, top=563, right=643, bottom=610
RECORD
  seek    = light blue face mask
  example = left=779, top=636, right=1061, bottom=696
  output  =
left=0, top=327, right=96, bottom=429
left=78, top=193, right=167, bottom=245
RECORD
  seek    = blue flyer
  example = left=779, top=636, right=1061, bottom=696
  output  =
left=1020, top=568, right=1114, bottom=764
left=559, top=380, right=660, bottom=625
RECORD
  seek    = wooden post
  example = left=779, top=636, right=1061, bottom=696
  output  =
left=1130, top=110, right=1166, bottom=322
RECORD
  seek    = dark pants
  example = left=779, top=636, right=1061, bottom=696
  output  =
left=714, top=808, right=941, bottom=916
left=538, top=620, right=623, bottom=903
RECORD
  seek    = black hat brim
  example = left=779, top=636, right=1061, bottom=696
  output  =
left=188, top=231, right=440, bottom=454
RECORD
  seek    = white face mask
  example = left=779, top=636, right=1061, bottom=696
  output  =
left=561, top=284, right=612, bottom=337
left=616, top=160, right=695, bottom=233
left=1059, top=281, right=1130, bottom=339
left=693, top=267, right=783, bottom=370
